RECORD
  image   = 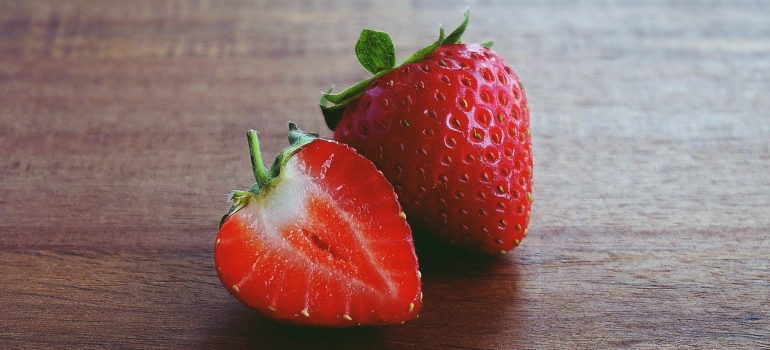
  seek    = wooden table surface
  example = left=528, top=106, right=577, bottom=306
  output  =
left=2, top=1, right=769, bottom=348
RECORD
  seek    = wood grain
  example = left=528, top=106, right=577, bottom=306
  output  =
left=2, top=0, right=769, bottom=348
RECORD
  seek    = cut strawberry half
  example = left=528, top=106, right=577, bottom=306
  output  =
left=215, top=123, right=422, bottom=326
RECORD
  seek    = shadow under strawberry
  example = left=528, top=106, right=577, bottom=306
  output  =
left=205, top=302, right=380, bottom=350
left=406, top=232, right=526, bottom=347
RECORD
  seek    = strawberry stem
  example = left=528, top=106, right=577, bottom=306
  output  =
left=222, top=124, right=319, bottom=226
left=247, top=130, right=269, bottom=193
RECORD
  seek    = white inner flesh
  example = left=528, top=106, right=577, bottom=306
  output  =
left=236, top=155, right=397, bottom=299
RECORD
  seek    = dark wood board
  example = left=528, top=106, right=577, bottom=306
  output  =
left=1, top=1, right=768, bottom=348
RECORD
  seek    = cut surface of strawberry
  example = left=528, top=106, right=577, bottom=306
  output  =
left=215, top=123, right=422, bottom=326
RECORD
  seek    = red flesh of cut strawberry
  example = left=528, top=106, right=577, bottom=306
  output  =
left=215, top=125, right=422, bottom=326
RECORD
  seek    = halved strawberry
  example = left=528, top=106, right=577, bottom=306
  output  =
left=215, top=123, right=422, bottom=327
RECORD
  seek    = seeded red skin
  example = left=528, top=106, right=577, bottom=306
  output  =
left=215, top=136, right=422, bottom=327
left=333, top=43, right=532, bottom=254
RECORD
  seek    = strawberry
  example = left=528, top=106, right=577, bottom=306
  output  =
left=214, top=123, right=422, bottom=327
left=320, top=11, right=532, bottom=255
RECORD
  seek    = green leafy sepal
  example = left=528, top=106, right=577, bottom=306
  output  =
left=320, top=10, right=471, bottom=130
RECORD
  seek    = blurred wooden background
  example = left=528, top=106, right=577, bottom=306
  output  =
left=1, top=0, right=768, bottom=348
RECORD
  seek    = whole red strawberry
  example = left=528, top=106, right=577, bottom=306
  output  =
left=215, top=123, right=422, bottom=326
left=321, top=11, right=532, bottom=255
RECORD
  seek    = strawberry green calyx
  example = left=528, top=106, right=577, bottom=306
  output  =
left=264, top=122, right=320, bottom=188
left=220, top=123, right=318, bottom=227
left=320, top=9, right=472, bottom=130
